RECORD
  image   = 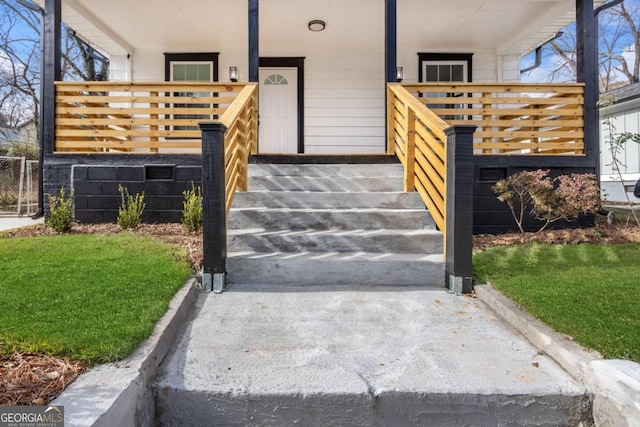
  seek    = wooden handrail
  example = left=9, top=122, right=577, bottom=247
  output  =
left=388, top=83, right=449, bottom=248
left=220, top=84, right=258, bottom=213
left=388, top=84, right=477, bottom=291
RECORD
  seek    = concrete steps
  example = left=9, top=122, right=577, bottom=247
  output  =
left=226, top=163, right=444, bottom=287
left=248, top=175, right=404, bottom=192
left=227, top=252, right=445, bottom=286
left=153, top=162, right=593, bottom=426
left=228, top=228, right=443, bottom=254
left=232, top=190, right=424, bottom=209
left=227, top=207, right=435, bottom=231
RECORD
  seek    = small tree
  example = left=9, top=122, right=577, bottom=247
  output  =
left=493, top=170, right=601, bottom=242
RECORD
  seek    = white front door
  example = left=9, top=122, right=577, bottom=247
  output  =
left=259, top=67, right=298, bottom=153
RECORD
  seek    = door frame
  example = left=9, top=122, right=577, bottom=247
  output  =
left=259, top=57, right=305, bottom=153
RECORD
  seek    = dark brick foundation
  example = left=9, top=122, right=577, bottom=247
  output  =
left=44, top=154, right=202, bottom=224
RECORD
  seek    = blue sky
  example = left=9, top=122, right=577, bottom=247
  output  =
left=521, top=0, right=640, bottom=86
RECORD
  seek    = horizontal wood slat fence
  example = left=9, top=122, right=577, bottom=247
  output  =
left=387, top=84, right=448, bottom=240
left=54, top=82, right=256, bottom=153
left=387, top=82, right=585, bottom=262
left=219, top=84, right=258, bottom=214
left=397, top=83, right=585, bottom=156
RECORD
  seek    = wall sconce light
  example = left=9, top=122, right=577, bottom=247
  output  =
left=396, top=67, right=404, bottom=83
left=229, top=66, right=238, bottom=82
left=308, top=20, right=326, bottom=32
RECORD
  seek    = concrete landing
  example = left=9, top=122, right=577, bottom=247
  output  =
left=155, top=286, right=592, bottom=426
left=0, top=216, right=43, bottom=232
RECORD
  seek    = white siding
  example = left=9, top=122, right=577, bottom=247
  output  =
left=600, top=99, right=640, bottom=202
left=108, top=54, right=131, bottom=81
left=303, top=51, right=385, bottom=154
left=499, top=55, right=521, bottom=83
left=601, top=103, right=640, bottom=177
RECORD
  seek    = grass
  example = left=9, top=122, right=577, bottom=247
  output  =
left=474, top=243, right=640, bottom=363
left=0, top=233, right=193, bottom=365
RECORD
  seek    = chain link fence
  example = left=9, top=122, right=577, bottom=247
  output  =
left=0, top=156, right=39, bottom=217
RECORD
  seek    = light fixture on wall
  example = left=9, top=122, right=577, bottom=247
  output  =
left=396, top=67, right=404, bottom=83
left=308, top=20, right=326, bottom=32
left=229, top=66, right=238, bottom=82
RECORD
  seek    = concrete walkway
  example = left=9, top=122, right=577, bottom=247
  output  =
left=0, top=216, right=44, bottom=232
left=155, top=285, right=592, bottom=426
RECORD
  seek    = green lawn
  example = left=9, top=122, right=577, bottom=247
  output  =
left=474, top=243, right=640, bottom=363
left=0, top=234, right=193, bottom=365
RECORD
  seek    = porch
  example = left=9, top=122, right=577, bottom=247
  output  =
left=51, top=80, right=588, bottom=224
left=52, top=81, right=585, bottom=158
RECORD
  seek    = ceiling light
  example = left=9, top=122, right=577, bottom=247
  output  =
left=308, top=20, right=326, bottom=32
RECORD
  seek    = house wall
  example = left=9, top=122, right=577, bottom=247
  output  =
left=122, top=0, right=523, bottom=155
left=600, top=98, right=640, bottom=203
left=109, top=54, right=131, bottom=81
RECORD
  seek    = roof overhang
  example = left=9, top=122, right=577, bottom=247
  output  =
left=38, top=0, right=607, bottom=58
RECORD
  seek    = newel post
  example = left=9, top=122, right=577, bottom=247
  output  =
left=445, top=125, right=476, bottom=294
left=200, top=122, right=228, bottom=293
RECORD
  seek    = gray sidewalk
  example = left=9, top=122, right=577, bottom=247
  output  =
left=154, top=284, right=592, bottom=426
left=0, top=216, right=44, bottom=232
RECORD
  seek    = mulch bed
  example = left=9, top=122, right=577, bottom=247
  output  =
left=2, top=217, right=639, bottom=405
left=0, top=352, right=85, bottom=406
left=473, top=217, right=640, bottom=251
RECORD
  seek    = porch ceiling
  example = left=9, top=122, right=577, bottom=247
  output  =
left=52, top=0, right=606, bottom=58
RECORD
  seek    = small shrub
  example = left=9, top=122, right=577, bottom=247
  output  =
left=493, top=170, right=601, bottom=241
left=181, top=182, right=203, bottom=232
left=117, top=185, right=145, bottom=230
left=7, top=142, right=39, bottom=160
left=46, top=186, right=73, bottom=233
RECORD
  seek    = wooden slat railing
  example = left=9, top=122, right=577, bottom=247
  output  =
left=388, top=84, right=449, bottom=237
left=54, top=81, right=252, bottom=153
left=388, top=83, right=476, bottom=293
left=219, top=84, right=258, bottom=214
left=399, top=83, right=585, bottom=155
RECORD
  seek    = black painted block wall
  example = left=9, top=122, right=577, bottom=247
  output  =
left=473, top=156, right=597, bottom=234
left=43, top=154, right=202, bottom=224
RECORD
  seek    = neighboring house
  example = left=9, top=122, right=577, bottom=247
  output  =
left=0, top=126, right=21, bottom=150
left=600, top=82, right=640, bottom=203
left=17, top=119, right=38, bottom=146
left=36, top=0, right=604, bottom=232
left=0, top=119, right=37, bottom=149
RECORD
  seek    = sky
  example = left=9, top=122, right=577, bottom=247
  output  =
left=521, top=0, right=640, bottom=87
